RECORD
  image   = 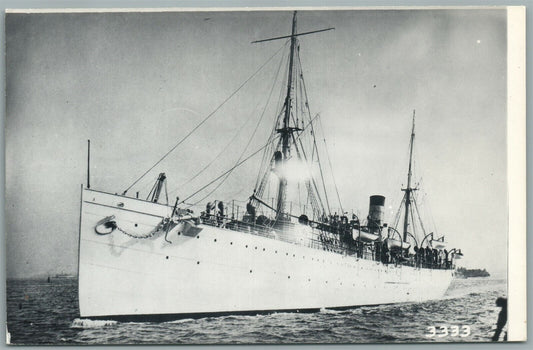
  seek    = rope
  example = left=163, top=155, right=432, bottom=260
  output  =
left=254, top=112, right=318, bottom=202
left=171, top=46, right=285, bottom=196
left=297, top=52, right=332, bottom=216
left=392, top=194, right=405, bottom=230
left=253, top=50, right=290, bottom=193
left=184, top=110, right=320, bottom=208
left=169, top=102, right=257, bottom=195
left=181, top=138, right=278, bottom=205
left=122, top=42, right=288, bottom=195
left=254, top=138, right=282, bottom=201
left=318, top=115, right=344, bottom=215
left=291, top=131, right=325, bottom=217
left=188, top=47, right=288, bottom=206
left=413, top=194, right=428, bottom=236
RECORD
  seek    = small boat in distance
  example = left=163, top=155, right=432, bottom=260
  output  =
left=78, top=11, right=462, bottom=321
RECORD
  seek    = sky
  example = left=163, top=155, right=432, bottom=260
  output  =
left=5, top=9, right=507, bottom=278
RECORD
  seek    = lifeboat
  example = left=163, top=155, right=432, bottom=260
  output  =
left=431, top=239, right=448, bottom=249
left=353, top=229, right=381, bottom=243
left=452, top=250, right=464, bottom=259
left=386, top=237, right=411, bottom=250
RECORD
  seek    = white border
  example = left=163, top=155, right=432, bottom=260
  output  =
left=507, top=6, right=527, bottom=342
left=6, top=5, right=510, bottom=13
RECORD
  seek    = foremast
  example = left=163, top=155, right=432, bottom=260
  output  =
left=248, top=11, right=334, bottom=225
left=275, top=11, right=300, bottom=222
left=401, top=111, right=416, bottom=242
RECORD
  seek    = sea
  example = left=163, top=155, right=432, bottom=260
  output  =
left=6, top=276, right=507, bottom=345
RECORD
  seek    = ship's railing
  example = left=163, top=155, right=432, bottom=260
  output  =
left=199, top=212, right=319, bottom=247
left=196, top=212, right=453, bottom=270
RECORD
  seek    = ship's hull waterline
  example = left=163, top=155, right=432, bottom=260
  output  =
left=78, top=188, right=454, bottom=320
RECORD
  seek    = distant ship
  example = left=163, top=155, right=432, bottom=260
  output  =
left=78, top=11, right=462, bottom=321
left=456, top=268, right=490, bottom=278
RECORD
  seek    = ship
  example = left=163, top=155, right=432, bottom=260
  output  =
left=78, top=11, right=462, bottom=321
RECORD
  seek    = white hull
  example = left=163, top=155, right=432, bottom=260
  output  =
left=79, top=188, right=454, bottom=320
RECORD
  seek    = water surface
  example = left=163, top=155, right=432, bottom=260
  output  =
left=6, top=277, right=507, bottom=344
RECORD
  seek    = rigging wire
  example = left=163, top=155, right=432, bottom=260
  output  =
left=188, top=47, right=289, bottom=207
left=253, top=44, right=290, bottom=193
left=254, top=138, right=282, bottom=201
left=121, top=42, right=288, bottom=195
left=180, top=136, right=280, bottom=205
left=420, top=191, right=438, bottom=236
left=413, top=192, right=428, bottom=237
left=185, top=113, right=320, bottom=208
left=170, top=45, right=286, bottom=197
left=291, top=129, right=326, bottom=218
left=317, top=115, right=344, bottom=215
left=169, top=103, right=257, bottom=195
left=409, top=196, right=418, bottom=240
left=392, top=195, right=405, bottom=230
left=297, top=52, right=331, bottom=216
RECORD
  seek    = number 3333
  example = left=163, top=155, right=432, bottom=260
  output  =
left=426, top=325, right=471, bottom=338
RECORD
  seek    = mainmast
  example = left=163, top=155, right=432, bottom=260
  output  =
left=402, top=111, right=416, bottom=242
left=275, top=11, right=298, bottom=221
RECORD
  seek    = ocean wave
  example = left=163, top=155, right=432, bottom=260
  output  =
left=8, top=277, right=507, bottom=344
left=70, top=318, right=118, bottom=329
left=319, top=308, right=342, bottom=314
left=164, top=318, right=195, bottom=324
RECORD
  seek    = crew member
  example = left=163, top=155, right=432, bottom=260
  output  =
left=492, top=297, right=507, bottom=341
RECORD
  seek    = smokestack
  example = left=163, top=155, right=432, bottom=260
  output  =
left=368, top=195, right=386, bottom=228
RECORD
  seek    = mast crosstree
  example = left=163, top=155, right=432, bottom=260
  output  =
left=252, top=11, right=334, bottom=223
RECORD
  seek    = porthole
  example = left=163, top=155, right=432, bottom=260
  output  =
left=246, top=245, right=248, bottom=248
left=250, top=270, right=252, bottom=273
left=134, top=223, right=138, bottom=227
left=178, top=232, right=181, bottom=235
left=230, top=242, right=233, bottom=245
left=197, top=261, right=200, bottom=264
left=255, top=247, right=257, bottom=250
left=197, top=236, right=200, bottom=239
left=263, top=248, right=265, bottom=251
left=288, top=276, right=291, bottom=279
left=286, top=253, right=288, bottom=256
left=275, top=250, right=278, bottom=253
left=292, top=254, right=295, bottom=257
left=166, top=256, right=169, bottom=259
left=214, top=239, right=217, bottom=242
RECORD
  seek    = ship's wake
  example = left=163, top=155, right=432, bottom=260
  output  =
left=164, top=318, right=195, bottom=324
left=70, top=318, right=118, bottom=329
left=442, top=278, right=506, bottom=301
